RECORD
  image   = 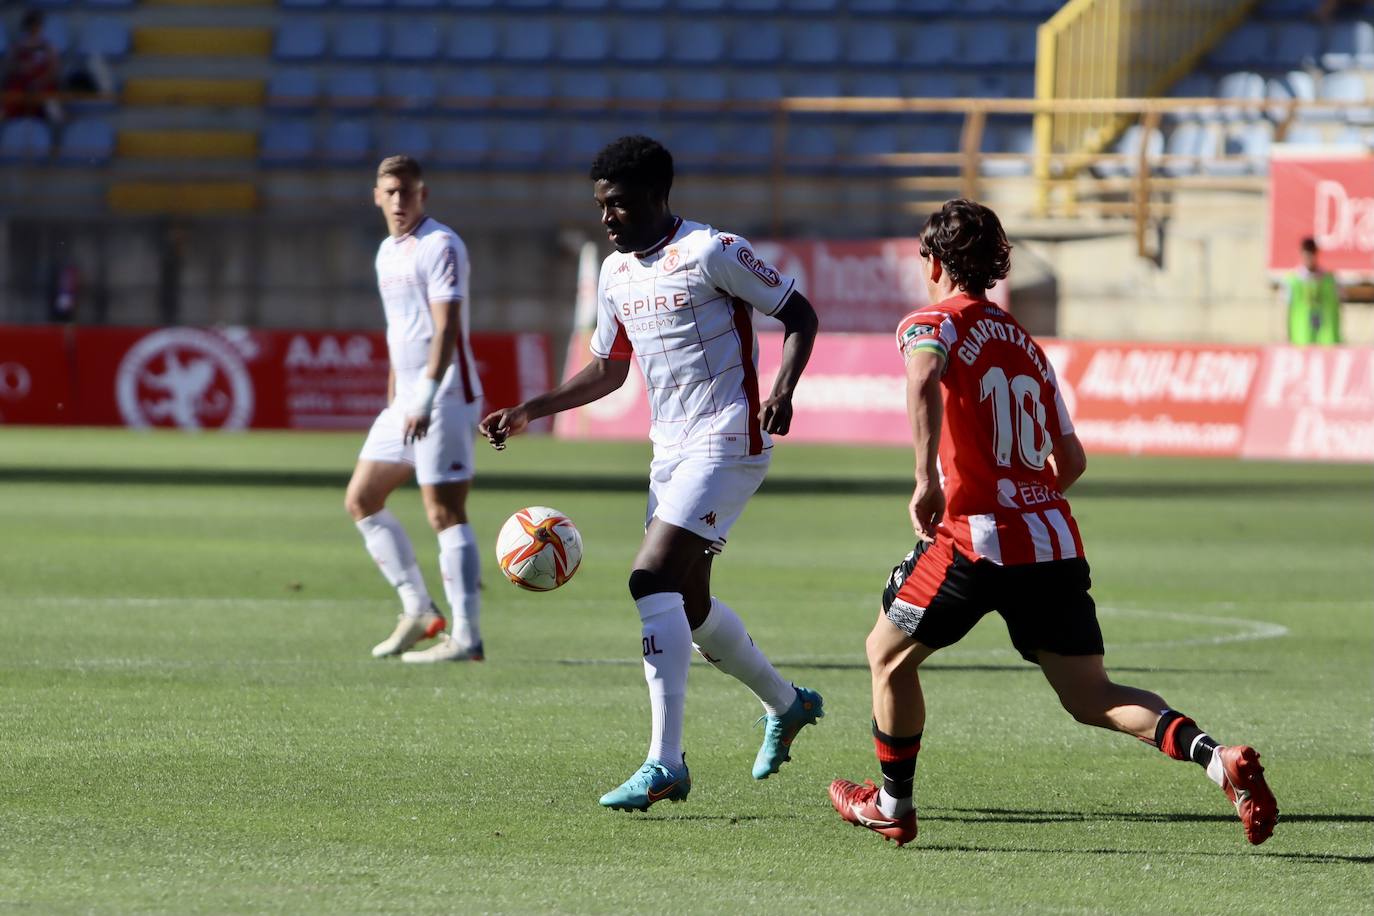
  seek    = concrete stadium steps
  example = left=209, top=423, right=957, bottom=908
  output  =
left=132, top=26, right=273, bottom=56
left=116, top=129, right=257, bottom=159
left=108, top=180, right=258, bottom=213
left=123, top=78, right=266, bottom=106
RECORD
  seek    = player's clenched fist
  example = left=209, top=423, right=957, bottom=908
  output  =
left=758, top=394, right=793, bottom=436
left=479, top=406, right=529, bottom=450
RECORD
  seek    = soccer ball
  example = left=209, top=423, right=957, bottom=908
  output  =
left=495, top=506, right=583, bottom=591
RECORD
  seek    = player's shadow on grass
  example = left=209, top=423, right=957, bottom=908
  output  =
left=913, top=840, right=1373, bottom=865
left=773, top=662, right=1249, bottom=674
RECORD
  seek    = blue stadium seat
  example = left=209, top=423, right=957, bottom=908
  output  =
left=502, top=19, right=555, bottom=62
left=448, top=0, right=497, bottom=7
left=730, top=22, right=784, bottom=65
left=498, top=70, right=554, bottom=107
left=275, top=21, right=327, bottom=61
left=507, top=0, right=555, bottom=8
left=850, top=124, right=902, bottom=164
left=260, top=121, right=314, bottom=166
left=667, top=124, right=723, bottom=168
left=1209, top=23, right=1272, bottom=69
left=1006, top=23, right=1038, bottom=65
left=391, top=20, right=442, bottom=61
left=791, top=22, right=841, bottom=65
left=909, top=123, right=960, bottom=154
left=677, top=0, right=728, bottom=10
left=790, top=72, right=844, bottom=99
left=560, top=71, right=613, bottom=109
left=789, top=0, right=840, bottom=12
left=850, top=0, right=900, bottom=12
left=280, top=0, right=329, bottom=8
left=559, top=20, right=611, bottom=64
left=555, top=122, right=612, bottom=167
left=562, top=0, right=611, bottom=9
left=336, top=19, right=386, bottom=60
left=86, top=0, right=138, bottom=7
left=340, top=0, right=390, bottom=8
left=618, top=0, right=670, bottom=10
left=963, top=22, right=1013, bottom=67
left=908, top=71, right=959, bottom=99
left=1159, top=121, right=1209, bottom=176
left=674, top=71, right=728, bottom=108
left=847, top=23, right=900, bottom=67
left=496, top=122, right=546, bottom=165
left=396, top=0, right=444, bottom=8
left=385, top=69, right=439, bottom=111
left=615, top=20, right=667, bottom=64
left=42, top=16, right=71, bottom=54
left=28, top=0, right=71, bottom=7
left=851, top=73, right=903, bottom=98
left=57, top=118, right=114, bottom=165
left=787, top=124, right=840, bottom=169
left=732, top=71, right=784, bottom=104
left=79, top=17, right=130, bottom=59
left=1273, top=22, right=1321, bottom=66
left=618, top=71, right=670, bottom=106
left=910, top=23, right=960, bottom=66
left=439, top=70, right=496, bottom=109
left=1206, top=121, right=1272, bottom=177
left=433, top=121, right=490, bottom=167
left=447, top=21, right=498, bottom=62
left=1256, top=0, right=1320, bottom=15
left=266, top=68, right=320, bottom=111
left=382, top=122, right=432, bottom=159
left=0, top=24, right=7, bottom=57
left=323, top=120, right=373, bottom=163
left=327, top=68, right=381, bottom=111
left=734, top=0, right=784, bottom=11
left=720, top=123, right=773, bottom=168
left=672, top=22, right=726, bottom=64
left=1322, top=20, right=1374, bottom=70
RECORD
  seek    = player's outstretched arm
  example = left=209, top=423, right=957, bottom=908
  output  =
left=906, top=348, right=945, bottom=540
left=759, top=291, right=819, bottom=436
left=479, top=356, right=631, bottom=450
left=1051, top=432, right=1087, bottom=492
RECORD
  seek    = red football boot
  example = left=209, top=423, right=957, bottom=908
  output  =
left=829, top=779, right=918, bottom=846
left=1217, top=745, right=1278, bottom=845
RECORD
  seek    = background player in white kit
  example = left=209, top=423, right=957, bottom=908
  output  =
left=344, top=155, right=485, bottom=663
left=480, top=137, right=824, bottom=810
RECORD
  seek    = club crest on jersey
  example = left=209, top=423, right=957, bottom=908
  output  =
left=662, top=248, right=681, bottom=273
left=736, top=248, right=781, bottom=287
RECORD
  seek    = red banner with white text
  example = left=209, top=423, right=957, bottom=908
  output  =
left=554, top=333, right=1374, bottom=463
left=1268, top=152, right=1374, bottom=275
left=0, top=325, right=552, bottom=431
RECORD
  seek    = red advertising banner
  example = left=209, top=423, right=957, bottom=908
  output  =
left=752, top=239, right=1011, bottom=333
left=555, top=332, right=1374, bottom=463
left=1268, top=153, right=1374, bottom=274
left=0, top=325, right=552, bottom=431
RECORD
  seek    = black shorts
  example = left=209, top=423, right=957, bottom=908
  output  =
left=881, top=536, right=1104, bottom=664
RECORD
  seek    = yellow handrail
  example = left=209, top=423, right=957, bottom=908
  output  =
left=1034, top=0, right=1260, bottom=215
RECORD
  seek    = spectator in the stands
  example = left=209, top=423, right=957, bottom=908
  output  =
left=3, top=10, right=62, bottom=122
left=1284, top=237, right=1342, bottom=345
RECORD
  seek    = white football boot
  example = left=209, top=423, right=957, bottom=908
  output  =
left=401, top=633, right=485, bottom=663
left=371, top=607, right=446, bottom=658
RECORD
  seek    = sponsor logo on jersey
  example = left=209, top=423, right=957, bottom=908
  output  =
left=737, top=248, right=781, bottom=287
left=115, top=328, right=254, bottom=430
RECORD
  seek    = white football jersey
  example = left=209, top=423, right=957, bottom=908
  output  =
left=374, top=216, right=482, bottom=405
left=590, top=218, right=796, bottom=459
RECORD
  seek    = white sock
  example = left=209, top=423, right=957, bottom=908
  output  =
left=1204, top=745, right=1225, bottom=788
left=691, top=597, right=797, bottom=717
left=637, top=592, right=691, bottom=769
left=356, top=509, right=431, bottom=617
left=878, top=788, right=914, bottom=818
left=438, top=523, right=481, bottom=648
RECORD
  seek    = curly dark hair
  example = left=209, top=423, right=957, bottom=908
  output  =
left=589, top=135, right=674, bottom=200
left=919, top=199, right=1012, bottom=293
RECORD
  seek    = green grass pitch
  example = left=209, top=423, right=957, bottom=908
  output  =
left=1, top=429, right=1371, bottom=914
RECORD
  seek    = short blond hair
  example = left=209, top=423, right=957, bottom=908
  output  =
left=377, top=155, right=422, bottom=182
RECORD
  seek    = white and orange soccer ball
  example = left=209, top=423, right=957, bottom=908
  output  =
left=495, top=506, right=583, bottom=591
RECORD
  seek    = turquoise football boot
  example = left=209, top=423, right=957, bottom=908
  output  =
left=599, top=756, right=692, bottom=812
left=753, top=686, right=825, bottom=780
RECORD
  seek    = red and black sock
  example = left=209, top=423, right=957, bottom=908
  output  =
left=873, top=721, right=922, bottom=801
left=1154, top=709, right=1219, bottom=767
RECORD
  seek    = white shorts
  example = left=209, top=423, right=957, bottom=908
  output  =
left=646, top=453, right=771, bottom=551
left=358, top=396, right=481, bottom=486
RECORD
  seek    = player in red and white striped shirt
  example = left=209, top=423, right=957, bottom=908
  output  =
left=829, top=199, right=1277, bottom=847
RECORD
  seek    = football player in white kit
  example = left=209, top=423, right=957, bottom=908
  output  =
left=480, top=137, right=824, bottom=810
left=344, top=156, right=485, bottom=663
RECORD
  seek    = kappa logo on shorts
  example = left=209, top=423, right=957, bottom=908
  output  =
left=699, top=511, right=718, bottom=528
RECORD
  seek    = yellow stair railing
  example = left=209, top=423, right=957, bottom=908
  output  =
left=1034, top=0, right=1260, bottom=215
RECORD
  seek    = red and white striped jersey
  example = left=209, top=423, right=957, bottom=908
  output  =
left=375, top=216, right=482, bottom=404
left=896, top=294, right=1085, bottom=565
left=590, top=218, right=796, bottom=459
